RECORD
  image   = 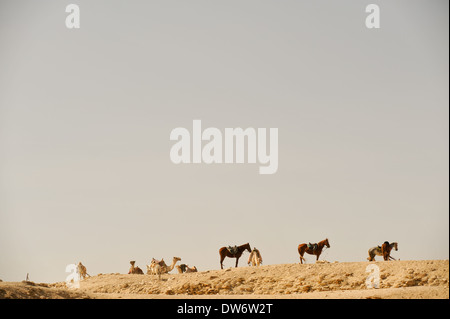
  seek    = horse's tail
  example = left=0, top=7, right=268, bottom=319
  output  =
left=299, top=254, right=306, bottom=263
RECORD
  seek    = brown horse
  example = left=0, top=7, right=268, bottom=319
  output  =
left=297, top=238, right=330, bottom=264
left=381, top=241, right=397, bottom=261
left=219, top=243, right=251, bottom=269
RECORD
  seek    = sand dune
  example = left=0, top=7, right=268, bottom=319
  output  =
left=1, top=260, right=448, bottom=299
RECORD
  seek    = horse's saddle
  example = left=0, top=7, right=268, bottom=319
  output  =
left=308, top=243, right=318, bottom=251
left=227, top=245, right=238, bottom=255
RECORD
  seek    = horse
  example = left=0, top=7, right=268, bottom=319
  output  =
left=382, top=241, right=398, bottom=261
left=248, top=247, right=263, bottom=266
left=297, top=238, right=330, bottom=264
left=367, top=242, right=398, bottom=261
left=219, top=243, right=251, bottom=269
left=185, top=265, right=198, bottom=273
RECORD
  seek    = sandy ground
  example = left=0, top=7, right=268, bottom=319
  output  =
left=1, top=260, right=448, bottom=299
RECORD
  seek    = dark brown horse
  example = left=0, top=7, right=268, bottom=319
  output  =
left=297, top=238, right=330, bottom=264
left=219, top=243, right=251, bottom=269
left=381, top=241, right=396, bottom=261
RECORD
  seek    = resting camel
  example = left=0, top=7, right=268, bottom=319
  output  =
left=77, top=262, right=90, bottom=280
left=185, top=265, right=198, bottom=273
left=128, top=261, right=144, bottom=274
left=147, top=258, right=164, bottom=275
left=147, top=257, right=181, bottom=275
left=175, top=263, right=197, bottom=273
left=176, top=264, right=187, bottom=273
left=248, top=248, right=263, bottom=266
left=367, top=242, right=398, bottom=261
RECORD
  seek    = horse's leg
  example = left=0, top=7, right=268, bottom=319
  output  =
left=235, top=257, right=239, bottom=268
left=220, top=255, right=225, bottom=269
left=299, top=252, right=304, bottom=264
left=298, top=246, right=304, bottom=264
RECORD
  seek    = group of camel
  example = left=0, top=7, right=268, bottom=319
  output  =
left=74, top=239, right=397, bottom=282
left=73, top=258, right=191, bottom=282
left=75, top=248, right=262, bottom=283
left=128, top=257, right=198, bottom=280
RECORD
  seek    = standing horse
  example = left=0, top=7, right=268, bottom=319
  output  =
left=381, top=241, right=398, bottom=261
left=367, top=242, right=398, bottom=261
left=297, top=238, right=330, bottom=264
left=219, top=243, right=251, bottom=269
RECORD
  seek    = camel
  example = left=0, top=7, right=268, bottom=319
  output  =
left=77, top=262, right=90, bottom=280
left=128, top=261, right=144, bottom=274
left=147, top=258, right=165, bottom=275
left=176, top=264, right=187, bottom=273
left=248, top=248, right=263, bottom=266
left=176, top=263, right=197, bottom=273
left=147, top=258, right=161, bottom=275
left=161, top=257, right=181, bottom=273
left=148, top=257, right=181, bottom=275
left=185, top=265, right=198, bottom=273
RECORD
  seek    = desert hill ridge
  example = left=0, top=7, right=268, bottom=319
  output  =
left=1, top=260, right=448, bottom=299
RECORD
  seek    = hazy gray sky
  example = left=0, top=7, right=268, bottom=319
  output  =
left=0, top=0, right=448, bottom=283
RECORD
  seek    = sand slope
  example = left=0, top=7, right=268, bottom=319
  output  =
left=1, top=260, right=448, bottom=299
